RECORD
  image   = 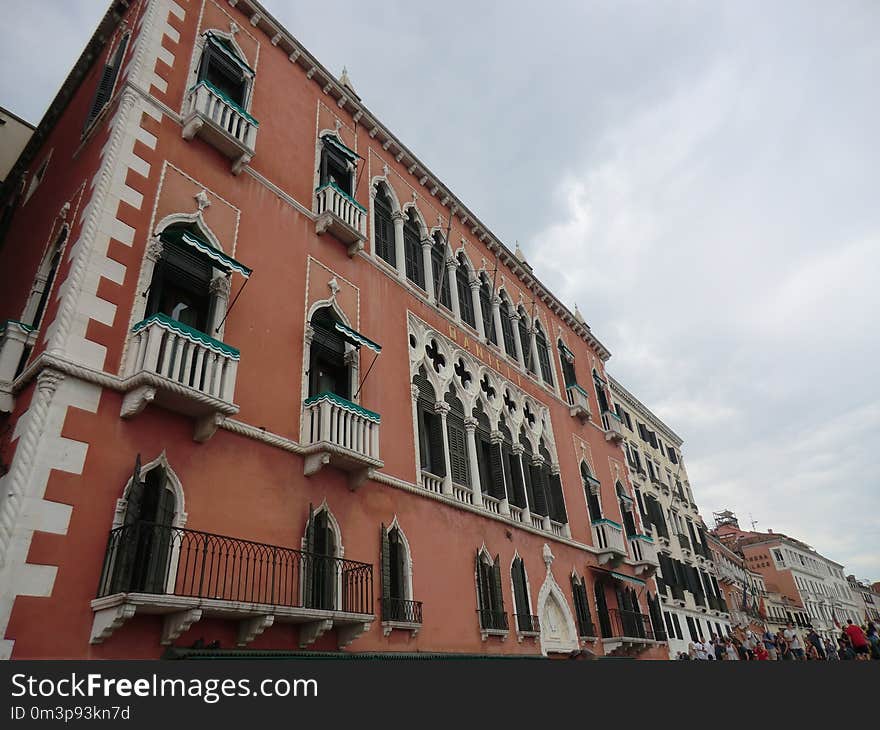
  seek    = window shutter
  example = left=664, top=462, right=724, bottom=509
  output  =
left=492, top=555, right=504, bottom=613
left=548, top=473, right=567, bottom=523
left=475, top=553, right=486, bottom=612
left=84, top=35, right=128, bottom=132
left=488, top=443, right=506, bottom=500
left=506, top=451, right=526, bottom=507
left=528, top=464, right=549, bottom=516
left=512, top=559, right=528, bottom=616
left=447, top=417, right=469, bottom=485
left=426, top=410, right=446, bottom=477
left=380, top=523, right=391, bottom=600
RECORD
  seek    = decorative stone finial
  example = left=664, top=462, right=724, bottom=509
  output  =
left=195, top=190, right=211, bottom=211
left=514, top=241, right=526, bottom=262
left=573, top=303, right=585, bottom=324
left=328, top=277, right=340, bottom=299
left=542, top=543, right=554, bottom=569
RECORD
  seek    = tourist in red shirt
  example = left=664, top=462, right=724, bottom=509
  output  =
left=844, top=620, right=870, bottom=659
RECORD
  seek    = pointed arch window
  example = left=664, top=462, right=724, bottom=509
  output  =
left=594, top=579, right=612, bottom=638
left=479, top=274, right=496, bottom=344
left=27, top=225, right=68, bottom=332
left=473, top=400, right=502, bottom=501
left=431, top=234, right=451, bottom=309
left=512, top=557, right=537, bottom=633
left=108, top=460, right=177, bottom=595
left=456, top=255, right=475, bottom=328
left=197, top=33, right=250, bottom=108
left=381, top=523, right=422, bottom=626
left=571, top=573, right=597, bottom=638
left=499, top=295, right=517, bottom=358
left=373, top=186, right=396, bottom=266
left=517, top=306, right=535, bottom=374
left=319, top=135, right=355, bottom=197
left=535, top=322, right=553, bottom=386
left=558, top=339, right=577, bottom=387
left=304, top=504, right=338, bottom=610
left=593, top=370, right=610, bottom=414
left=581, top=462, right=602, bottom=522
left=617, top=481, right=637, bottom=537
left=403, top=210, right=425, bottom=289
left=476, top=551, right=507, bottom=632
left=308, top=306, right=351, bottom=400
left=414, top=368, right=445, bottom=478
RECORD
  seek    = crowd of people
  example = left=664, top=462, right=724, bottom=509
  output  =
left=674, top=619, right=880, bottom=661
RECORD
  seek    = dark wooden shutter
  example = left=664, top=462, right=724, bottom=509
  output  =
left=492, top=555, right=504, bottom=614
left=528, top=464, right=549, bottom=516
left=427, top=411, right=446, bottom=477
left=303, top=504, right=315, bottom=607
left=595, top=581, right=611, bottom=638
left=380, top=523, right=390, bottom=600
left=487, top=442, right=506, bottom=500
left=447, top=417, right=469, bottom=485
left=548, top=473, right=567, bottom=523
left=84, top=34, right=128, bottom=132
left=512, top=558, right=528, bottom=617
left=506, top=451, right=526, bottom=507
left=475, top=553, right=486, bottom=613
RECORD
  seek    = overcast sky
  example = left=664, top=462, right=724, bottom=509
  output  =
left=2, top=1, right=877, bottom=580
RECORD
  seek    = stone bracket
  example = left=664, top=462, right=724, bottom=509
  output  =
left=480, top=628, right=509, bottom=642
left=381, top=621, right=420, bottom=638
left=89, top=604, right=137, bottom=645
left=161, top=608, right=203, bottom=646
left=303, top=452, right=331, bottom=477
left=299, top=618, right=333, bottom=648
left=337, top=620, right=372, bottom=649
left=120, top=385, right=156, bottom=419
left=237, top=615, right=275, bottom=647
left=194, top=413, right=225, bottom=443
left=348, top=468, right=371, bottom=492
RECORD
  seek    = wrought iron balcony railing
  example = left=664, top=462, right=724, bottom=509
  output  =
left=477, top=609, right=509, bottom=632
left=96, top=521, right=373, bottom=615
left=515, top=614, right=540, bottom=633
left=606, top=608, right=655, bottom=641
left=381, top=597, right=423, bottom=625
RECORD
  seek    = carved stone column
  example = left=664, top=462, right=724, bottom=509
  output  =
left=421, top=239, right=435, bottom=303
left=490, top=430, right=510, bottom=515
left=463, top=416, right=483, bottom=507
left=532, top=455, right=551, bottom=531
left=512, top=443, right=531, bottom=524
left=446, top=258, right=460, bottom=318
left=434, top=401, right=453, bottom=495
left=491, top=296, right=504, bottom=349
left=469, top=279, right=484, bottom=337
left=529, top=326, right=541, bottom=379
left=392, top=211, right=406, bottom=280
left=512, top=311, right=526, bottom=369
left=209, top=274, right=231, bottom=338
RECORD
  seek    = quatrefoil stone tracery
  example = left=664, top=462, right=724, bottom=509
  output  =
left=480, top=374, right=496, bottom=400
left=454, top=358, right=473, bottom=389
left=425, top=339, right=446, bottom=373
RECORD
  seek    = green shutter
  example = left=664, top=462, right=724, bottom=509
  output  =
left=492, top=555, right=504, bottom=615
left=528, top=464, right=549, bottom=516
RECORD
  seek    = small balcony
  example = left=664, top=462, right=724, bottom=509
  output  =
left=314, top=182, right=367, bottom=255
left=601, top=411, right=624, bottom=443
left=601, top=608, right=657, bottom=656
left=627, top=534, right=659, bottom=576
left=90, top=522, right=373, bottom=649
left=0, top=319, right=37, bottom=412
left=515, top=613, right=540, bottom=641
left=565, top=383, right=592, bottom=422
left=477, top=609, right=509, bottom=640
left=182, top=81, right=258, bottom=175
left=381, top=597, right=423, bottom=637
left=301, top=391, right=382, bottom=490
left=120, top=314, right=239, bottom=442
left=677, top=531, right=692, bottom=555
left=591, top=519, right=627, bottom=566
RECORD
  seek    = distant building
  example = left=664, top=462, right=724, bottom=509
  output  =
left=712, top=514, right=862, bottom=640
left=610, top=378, right=731, bottom=657
left=0, top=106, right=34, bottom=185
left=847, top=575, right=880, bottom=625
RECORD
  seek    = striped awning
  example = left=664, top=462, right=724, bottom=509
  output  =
left=334, top=322, right=381, bottom=353
left=611, top=571, right=646, bottom=587
left=204, top=32, right=255, bottom=75
left=321, top=133, right=358, bottom=161
left=162, top=229, right=252, bottom=278
left=558, top=341, right=575, bottom=363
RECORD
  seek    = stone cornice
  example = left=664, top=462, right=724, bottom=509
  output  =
left=608, top=376, right=683, bottom=446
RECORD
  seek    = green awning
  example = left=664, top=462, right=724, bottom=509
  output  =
left=204, top=32, right=255, bottom=75
left=334, top=322, right=381, bottom=353
left=611, top=571, right=646, bottom=587
left=161, top=229, right=252, bottom=278
left=304, top=391, right=380, bottom=423
left=559, top=341, right=575, bottom=362
left=321, top=133, right=358, bottom=161
left=132, top=313, right=240, bottom=360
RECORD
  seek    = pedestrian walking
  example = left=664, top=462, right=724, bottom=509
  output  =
left=843, top=619, right=870, bottom=660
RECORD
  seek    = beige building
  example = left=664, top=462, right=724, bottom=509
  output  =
left=0, top=106, right=34, bottom=184
left=610, top=378, right=731, bottom=657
